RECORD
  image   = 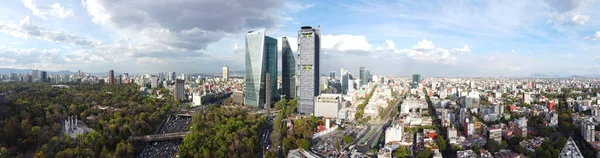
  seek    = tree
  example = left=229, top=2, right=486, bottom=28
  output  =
left=437, top=136, right=447, bottom=152
left=452, top=145, right=462, bottom=152
left=295, top=138, right=311, bottom=150
left=485, top=140, right=500, bottom=153
left=472, top=145, right=480, bottom=155
left=343, top=136, right=354, bottom=144
left=0, top=147, right=8, bottom=158
left=501, top=140, right=509, bottom=149
left=393, top=147, right=408, bottom=158
left=265, top=151, right=277, bottom=158
left=416, top=148, right=432, bottom=158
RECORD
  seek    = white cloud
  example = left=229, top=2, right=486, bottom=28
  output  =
left=563, top=14, right=589, bottom=25
left=23, top=0, right=74, bottom=19
left=584, top=31, right=600, bottom=40
left=385, top=40, right=395, bottom=50
left=322, top=34, right=372, bottom=53
left=411, top=39, right=435, bottom=51
left=451, top=45, right=471, bottom=54
left=0, top=16, right=101, bottom=47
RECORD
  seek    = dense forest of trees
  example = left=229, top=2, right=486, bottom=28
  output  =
left=0, top=83, right=177, bottom=157
left=178, top=105, right=268, bottom=157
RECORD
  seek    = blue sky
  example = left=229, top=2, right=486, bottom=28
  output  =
left=0, top=0, right=599, bottom=77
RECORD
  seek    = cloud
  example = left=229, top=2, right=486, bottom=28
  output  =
left=385, top=40, right=395, bottom=50
left=321, top=34, right=372, bottom=54
left=451, top=45, right=471, bottom=54
left=411, top=39, right=435, bottom=51
left=284, top=0, right=314, bottom=13
left=544, top=0, right=587, bottom=13
left=0, top=16, right=101, bottom=47
left=584, top=31, right=600, bottom=40
left=81, top=0, right=284, bottom=51
left=22, top=0, right=74, bottom=19
left=563, top=14, right=589, bottom=25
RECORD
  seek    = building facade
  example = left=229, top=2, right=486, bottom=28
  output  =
left=359, top=67, right=368, bottom=86
left=412, top=74, right=420, bottom=88
left=174, top=79, right=185, bottom=101
left=281, top=37, right=296, bottom=99
left=222, top=66, right=229, bottom=81
left=340, top=68, right=349, bottom=94
left=314, top=94, right=342, bottom=118
left=244, top=29, right=278, bottom=108
left=582, top=119, right=595, bottom=142
left=298, top=26, right=321, bottom=114
left=109, top=70, right=115, bottom=84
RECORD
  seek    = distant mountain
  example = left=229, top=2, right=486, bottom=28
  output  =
left=530, top=73, right=550, bottom=78
left=0, top=68, right=74, bottom=75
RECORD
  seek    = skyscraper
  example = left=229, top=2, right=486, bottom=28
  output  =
left=222, top=66, right=229, bottom=81
left=31, top=70, right=38, bottom=82
left=359, top=67, right=368, bottom=86
left=282, top=37, right=296, bottom=99
left=340, top=68, right=349, bottom=94
left=412, top=74, right=421, bottom=88
left=109, top=70, right=115, bottom=84
left=169, top=72, right=176, bottom=81
left=298, top=25, right=321, bottom=114
left=40, top=71, right=47, bottom=83
left=330, top=71, right=335, bottom=79
left=175, top=79, right=185, bottom=101
left=244, top=29, right=278, bottom=108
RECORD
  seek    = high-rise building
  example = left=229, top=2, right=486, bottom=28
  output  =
left=31, top=70, right=38, bottom=82
left=412, top=74, right=421, bottom=88
left=340, top=68, right=349, bottom=94
left=109, top=70, right=115, bottom=84
left=329, top=71, right=335, bottom=79
left=175, top=79, right=185, bottom=101
left=169, top=72, right=176, bottom=81
left=222, top=66, right=229, bottom=81
left=359, top=67, right=369, bottom=86
left=40, top=71, right=47, bottom=83
left=150, top=77, right=159, bottom=89
left=298, top=25, right=321, bottom=114
left=244, top=29, right=278, bottom=108
left=281, top=37, right=296, bottom=99
left=583, top=119, right=595, bottom=142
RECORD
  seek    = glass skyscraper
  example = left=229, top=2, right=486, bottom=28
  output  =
left=244, top=29, right=278, bottom=108
left=340, top=68, right=349, bottom=94
left=412, top=74, right=421, bottom=88
left=282, top=37, right=296, bottom=99
left=359, top=67, right=369, bottom=86
left=298, top=26, right=321, bottom=115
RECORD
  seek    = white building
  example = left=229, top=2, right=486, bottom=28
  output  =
left=314, top=94, right=342, bottom=118
left=192, top=92, right=203, bottom=107
left=385, top=124, right=403, bottom=144
left=582, top=119, right=595, bottom=142
left=222, top=66, right=229, bottom=81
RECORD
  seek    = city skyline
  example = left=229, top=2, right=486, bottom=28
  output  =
left=0, top=0, right=599, bottom=77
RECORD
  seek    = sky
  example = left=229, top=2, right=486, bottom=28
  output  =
left=0, top=0, right=599, bottom=77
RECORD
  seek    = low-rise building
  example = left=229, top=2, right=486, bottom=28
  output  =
left=314, top=94, right=342, bottom=118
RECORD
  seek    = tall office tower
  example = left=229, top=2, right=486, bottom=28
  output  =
left=222, top=66, right=229, bottom=81
left=340, top=68, right=349, bottom=94
left=412, top=74, right=421, bottom=88
left=117, top=75, right=123, bottom=84
left=123, top=73, right=129, bottom=79
left=40, top=71, right=47, bottom=82
left=330, top=71, right=335, bottom=79
left=297, top=25, right=321, bottom=114
left=282, top=37, right=296, bottom=99
left=244, top=28, right=278, bottom=108
left=31, top=70, right=38, bottom=82
left=175, top=79, right=185, bottom=101
left=359, top=67, right=369, bottom=86
left=169, top=72, right=176, bottom=81
left=108, top=70, right=115, bottom=84
left=77, top=70, right=81, bottom=78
